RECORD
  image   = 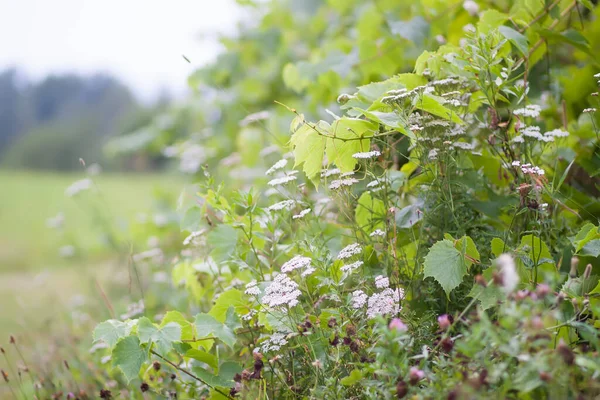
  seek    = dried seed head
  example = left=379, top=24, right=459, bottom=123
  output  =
left=396, top=379, right=409, bottom=399
left=557, top=339, right=575, bottom=365
left=99, top=389, right=112, bottom=399
left=63, top=360, right=70, bottom=370
left=327, top=317, right=337, bottom=328
left=152, top=361, right=161, bottom=371
left=346, top=325, right=356, bottom=337
left=474, top=274, right=487, bottom=287
left=140, top=382, right=149, bottom=392
left=9, top=336, right=15, bottom=344
left=1, top=369, right=8, bottom=382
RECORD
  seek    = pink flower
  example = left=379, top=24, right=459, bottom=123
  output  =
left=389, top=318, right=408, bottom=332
left=437, top=314, right=451, bottom=330
left=409, top=367, right=425, bottom=384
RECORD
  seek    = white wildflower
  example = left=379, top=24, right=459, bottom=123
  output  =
left=495, top=77, right=503, bottom=86
left=259, top=332, right=289, bottom=352
left=512, top=135, right=525, bottom=143
left=266, top=159, right=288, bottom=175
left=292, top=208, right=311, bottom=219
left=594, top=73, right=600, bottom=79
left=352, top=151, right=381, bottom=159
left=245, top=280, right=261, bottom=297
left=496, top=254, right=519, bottom=293
left=452, top=142, right=475, bottom=150
left=375, top=275, right=390, bottom=289
left=521, top=126, right=544, bottom=140
left=520, top=164, right=545, bottom=176
left=583, top=108, right=597, bottom=113
left=511, top=161, right=521, bottom=167
left=367, top=180, right=382, bottom=188
left=281, top=255, right=312, bottom=273
left=445, top=99, right=462, bottom=107
left=463, top=0, right=479, bottom=16
left=329, top=178, right=359, bottom=190
left=514, top=104, right=542, bottom=118
left=183, top=230, right=205, bottom=246
left=321, top=168, right=341, bottom=178
left=410, top=124, right=424, bottom=132
left=341, top=260, right=364, bottom=272
left=544, top=129, right=569, bottom=138
left=267, top=200, right=296, bottom=211
left=65, top=178, right=92, bottom=197
left=370, top=229, right=385, bottom=237
left=120, top=299, right=145, bottom=320
left=301, top=267, right=316, bottom=277
left=351, top=290, right=368, bottom=309
left=242, top=309, right=257, bottom=321
left=268, top=175, right=297, bottom=186
left=366, top=288, right=404, bottom=319
left=539, top=203, right=548, bottom=211
left=262, top=274, right=302, bottom=308
left=337, top=243, right=362, bottom=259
left=46, top=212, right=65, bottom=229
left=428, top=149, right=439, bottom=160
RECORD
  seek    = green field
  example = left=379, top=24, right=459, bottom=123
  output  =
left=0, top=170, right=184, bottom=338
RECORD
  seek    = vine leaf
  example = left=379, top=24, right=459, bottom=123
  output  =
left=414, top=95, right=463, bottom=124
left=325, top=118, right=377, bottom=172
left=290, top=120, right=328, bottom=185
left=194, top=313, right=236, bottom=348
left=209, top=289, right=245, bottom=322
left=499, top=26, right=528, bottom=55
left=112, top=336, right=147, bottom=383
left=138, top=317, right=182, bottom=355
left=160, top=311, right=195, bottom=341
left=93, top=320, right=132, bottom=348
left=423, top=239, right=468, bottom=297
left=208, top=224, right=239, bottom=263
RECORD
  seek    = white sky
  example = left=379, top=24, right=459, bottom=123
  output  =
left=0, top=0, right=241, bottom=101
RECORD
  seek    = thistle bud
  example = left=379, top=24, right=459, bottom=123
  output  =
left=570, top=257, right=579, bottom=278
left=409, top=367, right=425, bottom=385
left=140, top=382, right=149, bottom=392
left=437, top=314, right=451, bottom=330
left=389, top=318, right=408, bottom=332
left=584, top=264, right=592, bottom=279
left=557, top=339, right=575, bottom=365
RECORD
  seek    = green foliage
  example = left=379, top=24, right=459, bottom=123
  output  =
left=112, top=336, right=147, bottom=383
left=424, top=239, right=470, bottom=296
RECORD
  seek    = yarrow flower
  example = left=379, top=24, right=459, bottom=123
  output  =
left=292, top=208, right=311, bottom=219
left=321, top=168, right=341, bottom=178
left=428, top=149, right=439, bottom=160
left=366, top=180, right=382, bottom=188
left=262, top=274, right=302, bottom=308
left=258, top=332, right=288, bottom=352
left=512, top=135, right=525, bottom=143
left=245, top=280, right=261, bottom=296
left=452, top=141, right=475, bottom=150
left=267, top=200, right=296, bottom=211
left=268, top=175, right=297, bottom=186
left=341, top=260, right=364, bottom=272
left=351, top=290, right=368, bottom=309
left=266, top=159, right=288, bottom=175
left=281, top=255, right=311, bottom=273
left=329, top=178, right=359, bottom=190
left=301, top=267, right=316, bottom=277
left=337, top=243, right=362, bottom=259
left=583, top=108, right=597, bottom=113
left=544, top=129, right=569, bottom=138
left=352, top=151, right=381, bottom=159
left=367, top=287, right=404, bottom=319
left=520, top=163, right=545, bottom=176
left=374, top=275, right=390, bottom=289
left=514, top=104, right=542, bottom=118
left=370, top=229, right=385, bottom=237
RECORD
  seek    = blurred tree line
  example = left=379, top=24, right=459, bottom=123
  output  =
left=0, top=68, right=169, bottom=171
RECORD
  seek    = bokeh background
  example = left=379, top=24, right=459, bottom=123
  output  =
left=0, top=0, right=239, bottom=340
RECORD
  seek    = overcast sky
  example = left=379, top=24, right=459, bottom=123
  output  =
left=0, top=0, right=241, bottom=100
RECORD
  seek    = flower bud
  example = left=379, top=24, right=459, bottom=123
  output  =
left=389, top=318, right=408, bottom=332
left=438, top=314, right=451, bottom=330
left=409, top=367, right=425, bottom=385
left=570, top=257, right=579, bottom=278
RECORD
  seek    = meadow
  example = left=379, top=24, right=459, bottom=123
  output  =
left=0, top=170, right=184, bottom=339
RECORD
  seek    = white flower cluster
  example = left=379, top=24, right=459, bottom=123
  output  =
left=519, top=126, right=555, bottom=142
left=262, top=274, right=302, bottom=308
left=351, top=290, right=368, bottom=308
left=545, top=128, right=569, bottom=138
left=370, top=229, right=385, bottom=237
left=268, top=175, right=297, bottom=186
left=583, top=108, right=597, bottom=113
left=452, top=142, right=475, bottom=150
left=257, top=332, right=288, bottom=353
left=267, top=200, right=296, bottom=211
left=514, top=104, right=542, bottom=118
left=281, top=255, right=311, bottom=273
left=428, top=148, right=439, bottom=160
left=341, top=260, right=364, bottom=272
left=292, top=208, right=311, bottom=219
left=366, top=287, right=404, bottom=319
left=366, top=180, right=382, bottom=188
left=374, top=275, right=390, bottom=289
left=512, top=161, right=545, bottom=176
left=245, top=280, right=261, bottom=297
left=120, top=299, right=145, bottom=320
left=321, top=168, right=341, bottom=178
left=496, top=254, right=519, bottom=293
left=352, top=151, right=381, bottom=159
left=266, top=159, right=288, bottom=175
left=329, top=178, right=359, bottom=190
left=337, top=243, right=362, bottom=259
left=65, top=178, right=93, bottom=197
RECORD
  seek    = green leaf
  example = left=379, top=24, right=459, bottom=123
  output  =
left=225, top=307, right=242, bottom=332
left=93, top=320, right=132, bottom=348
left=499, top=26, right=528, bottom=55
left=137, top=317, right=182, bottom=355
left=160, top=311, right=195, bottom=341
left=456, top=236, right=480, bottom=267
left=290, top=121, right=327, bottom=185
left=194, top=313, right=236, bottom=348
left=192, top=361, right=242, bottom=388
left=112, top=336, right=147, bottom=383
left=358, top=110, right=412, bottom=138
left=355, top=191, right=386, bottom=232
left=186, top=349, right=218, bottom=369
left=491, top=237, right=506, bottom=257
left=478, top=10, right=508, bottom=34
left=468, top=267, right=503, bottom=310
left=424, top=239, right=468, bottom=296
left=395, top=200, right=423, bottom=228
left=537, top=28, right=592, bottom=55
left=582, top=240, right=600, bottom=258
left=326, top=118, right=377, bottom=172
left=208, top=225, right=239, bottom=263
left=340, top=369, right=363, bottom=386
left=209, top=289, right=246, bottom=322
left=413, top=95, right=463, bottom=124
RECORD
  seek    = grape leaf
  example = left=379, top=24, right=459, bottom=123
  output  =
left=424, top=239, right=468, bottom=296
left=209, top=289, right=246, bottom=322
left=194, top=313, right=236, bottom=348
left=93, top=320, right=132, bottom=348
left=326, top=118, right=377, bottom=172
left=290, top=121, right=327, bottom=185
left=112, top=336, right=147, bottom=383
left=413, top=95, right=463, bottom=124
left=499, top=26, right=528, bottom=55
left=137, top=317, right=182, bottom=355
left=160, top=311, right=195, bottom=341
